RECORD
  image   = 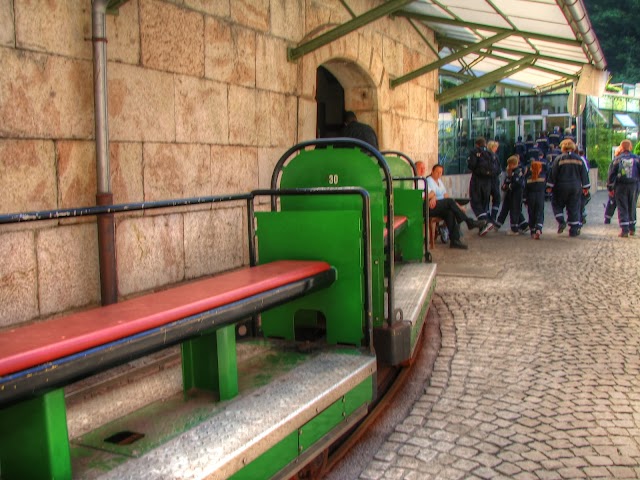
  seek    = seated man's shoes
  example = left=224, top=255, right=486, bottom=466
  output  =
left=450, top=240, right=468, bottom=249
left=466, top=219, right=486, bottom=230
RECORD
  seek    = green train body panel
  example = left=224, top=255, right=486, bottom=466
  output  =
left=0, top=388, right=72, bottom=479
left=278, top=146, right=391, bottom=327
left=256, top=209, right=364, bottom=346
left=231, top=377, right=373, bottom=480
left=393, top=189, right=425, bottom=262
left=228, top=432, right=298, bottom=480
left=384, top=154, right=415, bottom=190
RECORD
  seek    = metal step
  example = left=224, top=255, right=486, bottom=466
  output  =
left=72, top=347, right=375, bottom=480
left=393, top=263, right=437, bottom=328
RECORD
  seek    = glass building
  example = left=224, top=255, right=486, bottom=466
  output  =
left=439, top=87, right=640, bottom=182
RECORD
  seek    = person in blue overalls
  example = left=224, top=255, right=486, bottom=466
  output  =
left=546, top=139, right=590, bottom=237
left=467, top=137, right=496, bottom=228
left=487, top=140, right=502, bottom=223
left=607, top=139, right=640, bottom=237
left=525, top=160, right=547, bottom=239
left=604, top=144, right=622, bottom=224
left=494, top=155, right=526, bottom=235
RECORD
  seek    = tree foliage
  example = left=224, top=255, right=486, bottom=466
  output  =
left=583, top=0, right=640, bottom=84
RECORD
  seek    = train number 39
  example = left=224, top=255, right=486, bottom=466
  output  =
left=328, top=174, right=339, bottom=185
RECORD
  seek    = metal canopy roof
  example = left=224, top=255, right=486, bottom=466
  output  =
left=288, top=0, right=607, bottom=102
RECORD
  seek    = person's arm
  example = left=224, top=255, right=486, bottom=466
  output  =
left=427, top=190, right=437, bottom=209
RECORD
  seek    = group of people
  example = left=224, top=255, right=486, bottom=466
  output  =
left=420, top=133, right=589, bottom=249
left=467, top=135, right=591, bottom=239
left=339, top=111, right=638, bottom=246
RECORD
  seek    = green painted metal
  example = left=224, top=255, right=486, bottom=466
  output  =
left=343, top=376, right=374, bottom=418
left=256, top=210, right=365, bottom=346
left=391, top=31, right=512, bottom=88
left=228, top=431, right=298, bottom=480
left=106, top=0, right=130, bottom=14
left=439, top=68, right=536, bottom=95
left=436, top=55, right=535, bottom=104
left=182, top=325, right=238, bottom=400
left=288, top=0, right=414, bottom=61
left=395, top=12, right=583, bottom=48
left=298, top=377, right=373, bottom=452
left=406, top=17, right=439, bottom=57
left=299, top=399, right=345, bottom=452
left=384, top=154, right=424, bottom=262
left=277, top=146, right=387, bottom=327
left=231, top=376, right=374, bottom=479
left=393, top=189, right=424, bottom=261
left=0, top=388, right=71, bottom=479
left=71, top=343, right=310, bottom=467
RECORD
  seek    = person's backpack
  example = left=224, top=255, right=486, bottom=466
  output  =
left=473, top=148, right=494, bottom=177
left=619, top=156, right=635, bottom=179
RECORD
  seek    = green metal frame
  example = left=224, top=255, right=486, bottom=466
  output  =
left=390, top=31, right=513, bottom=88
left=182, top=325, right=238, bottom=400
left=288, top=0, right=414, bottom=61
left=0, top=389, right=72, bottom=479
left=436, top=55, right=536, bottom=104
left=228, top=376, right=373, bottom=480
left=257, top=209, right=365, bottom=346
left=274, top=145, right=413, bottom=329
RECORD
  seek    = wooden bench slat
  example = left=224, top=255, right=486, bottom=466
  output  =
left=0, top=260, right=330, bottom=377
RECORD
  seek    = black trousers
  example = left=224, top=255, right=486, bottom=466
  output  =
left=430, top=198, right=469, bottom=242
left=604, top=196, right=616, bottom=221
left=490, top=175, right=501, bottom=221
left=615, top=182, right=638, bottom=233
left=552, top=184, right=582, bottom=231
left=497, top=187, right=525, bottom=231
left=469, top=176, right=492, bottom=220
left=526, top=190, right=545, bottom=232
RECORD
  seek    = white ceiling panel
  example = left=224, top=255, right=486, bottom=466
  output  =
left=398, top=0, right=607, bottom=94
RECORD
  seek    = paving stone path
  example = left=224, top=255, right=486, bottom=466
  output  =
left=359, top=192, right=640, bottom=480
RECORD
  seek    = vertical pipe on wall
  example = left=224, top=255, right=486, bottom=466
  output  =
left=92, top=0, right=118, bottom=306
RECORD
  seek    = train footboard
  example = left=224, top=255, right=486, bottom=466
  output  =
left=375, top=263, right=437, bottom=366
left=70, top=342, right=376, bottom=480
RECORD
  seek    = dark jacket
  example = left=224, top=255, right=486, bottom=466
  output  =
left=608, top=151, right=640, bottom=185
left=547, top=152, right=590, bottom=189
left=468, top=147, right=496, bottom=178
left=341, top=121, right=379, bottom=149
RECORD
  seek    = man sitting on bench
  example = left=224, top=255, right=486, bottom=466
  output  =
left=423, top=163, right=487, bottom=250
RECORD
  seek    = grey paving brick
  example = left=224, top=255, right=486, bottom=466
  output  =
left=355, top=196, right=640, bottom=480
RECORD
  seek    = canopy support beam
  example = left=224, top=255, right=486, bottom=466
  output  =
left=437, top=56, right=535, bottom=104
left=288, top=0, right=414, bottom=61
left=391, top=31, right=512, bottom=88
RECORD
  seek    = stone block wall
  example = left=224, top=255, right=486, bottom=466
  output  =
left=0, top=0, right=439, bottom=326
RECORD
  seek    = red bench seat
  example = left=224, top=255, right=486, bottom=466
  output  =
left=0, top=260, right=331, bottom=378
left=383, top=215, right=407, bottom=237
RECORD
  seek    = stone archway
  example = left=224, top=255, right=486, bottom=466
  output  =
left=319, top=58, right=379, bottom=139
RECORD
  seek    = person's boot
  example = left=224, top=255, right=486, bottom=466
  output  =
left=557, top=222, right=567, bottom=234
left=466, top=218, right=486, bottom=230
left=450, top=239, right=468, bottom=249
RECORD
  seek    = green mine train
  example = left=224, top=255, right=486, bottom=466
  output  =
left=0, top=138, right=437, bottom=480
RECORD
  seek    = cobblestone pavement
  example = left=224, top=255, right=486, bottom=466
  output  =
left=359, top=192, right=640, bottom=480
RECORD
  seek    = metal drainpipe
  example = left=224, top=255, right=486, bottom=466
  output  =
left=92, top=0, right=118, bottom=306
